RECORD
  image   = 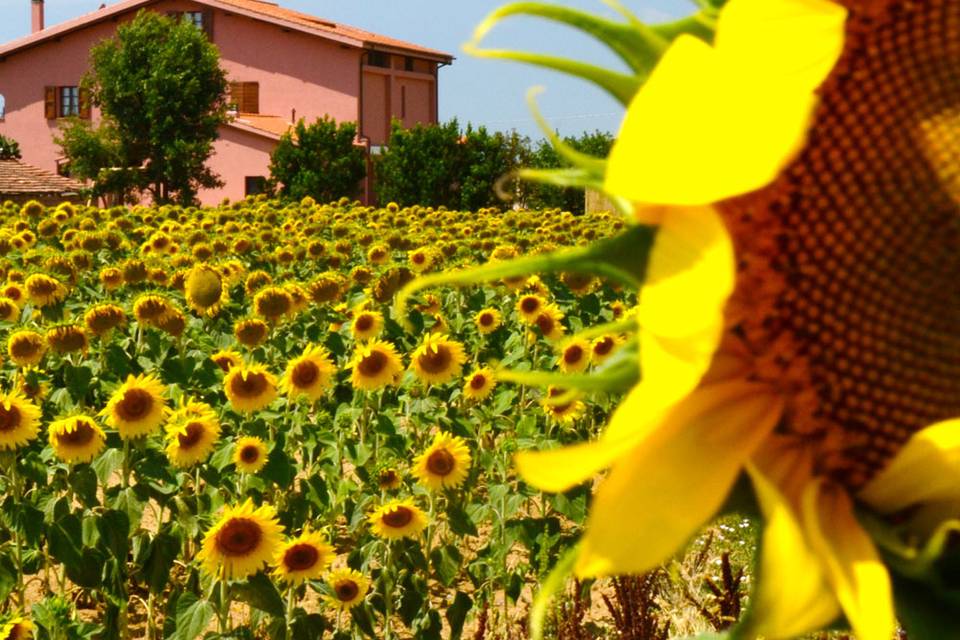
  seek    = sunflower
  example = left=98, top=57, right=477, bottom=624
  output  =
left=540, top=387, right=585, bottom=425
left=211, top=349, right=243, bottom=373
left=368, top=499, right=429, bottom=540
left=45, top=325, right=89, bottom=355
left=234, top=318, right=270, bottom=348
left=0, top=297, right=19, bottom=322
left=515, top=293, right=546, bottom=324
left=184, top=264, right=227, bottom=316
left=416, top=294, right=442, bottom=315
left=7, top=331, right=45, bottom=368
left=590, top=335, right=621, bottom=366
left=164, top=402, right=221, bottom=468
left=83, top=303, right=126, bottom=337
left=474, top=308, right=502, bottom=334
left=533, top=304, right=565, bottom=342
left=24, top=273, right=67, bottom=307
left=197, top=499, right=284, bottom=580
left=462, top=367, right=496, bottom=401
left=367, top=244, right=389, bottom=265
left=377, top=467, right=402, bottom=491
left=350, top=309, right=384, bottom=341
left=412, top=432, right=472, bottom=491
left=0, top=616, right=33, bottom=640
left=98, top=267, right=123, bottom=290
left=223, top=364, right=277, bottom=413
left=133, top=294, right=175, bottom=326
left=408, top=248, right=434, bottom=273
left=233, top=436, right=269, bottom=473
left=0, top=391, right=41, bottom=451
left=101, top=374, right=169, bottom=440
left=324, top=568, right=370, bottom=611
left=507, top=2, right=960, bottom=639
left=279, top=345, right=336, bottom=402
left=557, top=338, right=591, bottom=373
left=272, top=530, right=335, bottom=586
left=2, top=284, right=24, bottom=305
left=48, top=415, right=106, bottom=464
left=156, top=308, right=187, bottom=338
left=409, top=333, right=467, bottom=385
left=348, top=341, right=403, bottom=391
left=253, top=286, right=293, bottom=322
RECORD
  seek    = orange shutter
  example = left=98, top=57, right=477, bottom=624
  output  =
left=78, top=88, right=91, bottom=120
left=44, top=86, right=57, bottom=119
left=244, top=83, right=259, bottom=114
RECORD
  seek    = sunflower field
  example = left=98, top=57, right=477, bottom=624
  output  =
left=0, top=196, right=641, bottom=639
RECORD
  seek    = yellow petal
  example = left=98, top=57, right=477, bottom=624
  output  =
left=858, top=418, right=960, bottom=513
left=741, top=464, right=840, bottom=639
left=801, top=480, right=895, bottom=640
left=605, top=0, right=846, bottom=206
left=574, top=380, right=784, bottom=577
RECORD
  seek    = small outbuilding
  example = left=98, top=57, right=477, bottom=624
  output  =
left=0, top=159, right=84, bottom=205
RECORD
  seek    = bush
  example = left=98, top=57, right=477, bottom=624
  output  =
left=0, top=134, right=21, bottom=160
left=268, top=117, right=366, bottom=202
left=524, top=130, right=614, bottom=215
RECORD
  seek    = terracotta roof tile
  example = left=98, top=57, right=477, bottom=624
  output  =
left=227, top=113, right=293, bottom=139
left=0, top=160, right=83, bottom=195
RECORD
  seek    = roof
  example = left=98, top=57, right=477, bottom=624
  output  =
left=0, top=160, right=84, bottom=195
left=225, top=113, right=293, bottom=140
left=0, top=0, right=453, bottom=62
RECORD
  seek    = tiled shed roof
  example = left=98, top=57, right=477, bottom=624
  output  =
left=226, top=113, right=293, bottom=140
left=0, top=160, right=83, bottom=195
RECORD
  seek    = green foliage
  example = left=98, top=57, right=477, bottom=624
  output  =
left=268, top=116, right=367, bottom=203
left=524, top=130, right=614, bottom=214
left=78, top=10, right=228, bottom=205
left=374, top=119, right=525, bottom=210
left=0, top=135, right=20, bottom=161
left=54, top=119, right=138, bottom=204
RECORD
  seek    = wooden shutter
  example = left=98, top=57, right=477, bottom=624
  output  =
left=44, top=86, right=57, bottom=120
left=78, top=88, right=91, bottom=120
left=202, top=9, right=214, bottom=40
left=243, top=83, right=259, bottom=114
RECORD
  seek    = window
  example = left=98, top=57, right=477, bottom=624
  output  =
left=167, top=10, right=213, bottom=38
left=245, top=176, right=267, bottom=197
left=44, top=86, right=90, bottom=120
left=367, top=51, right=389, bottom=68
left=184, top=11, right=204, bottom=29
left=404, top=56, right=414, bottom=72
left=0, top=94, right=5, bottom=121
left=228, top=82, right=259, bottom=114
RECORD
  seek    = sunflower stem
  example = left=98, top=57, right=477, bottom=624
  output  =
left=121, top=437, right=131, bottom=490
left=9, top=459, right=25, bottom=610
left=382, top=543, right=395, bottom=640
left=284, top=585, right=295, bottom=640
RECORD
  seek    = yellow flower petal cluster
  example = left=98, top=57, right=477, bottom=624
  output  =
left=101, top=373, right=169, bottom=439
left=412, top=432, right=472, bottom=491
left=198, top=499, right=284, bottom=580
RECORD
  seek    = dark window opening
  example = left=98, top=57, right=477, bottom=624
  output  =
left=59, top=86, right=79, bottom=117
left=400, top=85, right=406, bottom=119
left=245, top=176, right=267, bottom=196
left=185, top=11, right=204, bottom=29
left=0, top=94, right=5, bottom=121
left=368, top=51, right=389, bottom=68
left=404, top=56, right=414, bottom=72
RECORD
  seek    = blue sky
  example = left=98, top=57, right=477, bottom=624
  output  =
left=1, top=0, right=691, bottom=139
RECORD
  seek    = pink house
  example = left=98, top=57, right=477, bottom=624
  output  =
left=0, top=0, right=453, bottom=204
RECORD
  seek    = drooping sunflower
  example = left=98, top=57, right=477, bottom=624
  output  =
left=211, top=349, right=243, bottom=373
left=184, top=264, right=228, bottom=317
left=272, top=530, right=335, bottom=586
left=462, top=367, right=496, bottom=401
left=368, top=499, right=429, bottom=540
left=279, top=344, right=336, bottom=402
left=99, top=267, right=124, bottom=291
left=234, top=318, right=270, bottom=348
left=348, top=341, right=403, bottom=391
left=7, top=331, right=46, bottom=368
left=101, top=374, right=169, bottom=439
left=474, top=307, right=502, bottom=334
left=45, top=324, right=89, bottom=355
left=223, top=364, right=277, bottom=413
left=0, top=391, right=41, bottom=451
left=0, top=297, right=19, bottom=322
left=164, top=402, right=221, bottom=468
left=253, top=285, right=293, bottom=322
left=557, top=338, right=591, bottom=373
left=350, top=309, right=384, bottom=341
left=83, top=303, right=127, bottom=338
left=133, top=294, right=175, bottom=327
left=412, top=432, right=472, bottom=491
left=324, top=568, right=370, bottom=611
left=24, top=273, right=68, bottom=307
left=409, top=333, right=467, bottom=385
left=233, top=436, right=269, bottom=474
left=499, top=1, right=960, bottom=639
left=197, top=499, right=284, bottom=580
left=48, top=415, right=106, bottom=464
left=0, top=616, right=33, bottom=640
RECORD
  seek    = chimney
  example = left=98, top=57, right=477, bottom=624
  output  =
left=31, top=0, right=44, bottom=33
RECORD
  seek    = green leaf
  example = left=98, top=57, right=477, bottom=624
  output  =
left=68, top=464, right=100, bottom=508
left=142, top=532, right=180, bottom=595
left=96, top=510, right=130, bottom=560
left=231, top=571, right=285, bottom=617
left=430, top=544, right=463, bottom=587
left=447, top=502, right=479, bottom=537
left=530, top=543, right=579, bottom=640
left=111, top=486, right=144, bottom=533
left=446, top=591, right=473, bottom=640
left=171, top=591, right=215, bottom=640
left=261, top=435, right=297, bottom=487
left=892, top=574, right=960, bottom=640
left=64, top=363, right=95, bottom=400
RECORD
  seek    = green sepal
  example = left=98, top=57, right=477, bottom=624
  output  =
left=651, top=13, right=718, bottom=43
left=529, top=543, right=579, bottom=640
left=496, top=344, right=639, bottom=396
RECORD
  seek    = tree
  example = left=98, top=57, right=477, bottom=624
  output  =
left=74, top=10, right=228, bottom=204
left=525, top=130, right=614, bottom=214
left=0, top=134, right=20, bottom=160
left=268, top=117, right=367, bottom=202
left=55, top=119, right=139, bottom=204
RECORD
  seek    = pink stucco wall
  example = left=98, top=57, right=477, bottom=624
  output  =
left=0, top=0, right=441, bottom=205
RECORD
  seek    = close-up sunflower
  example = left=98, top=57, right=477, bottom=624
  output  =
left=348, top=340, right=404, bottom=391
left=474, top=307, right=502, bottom=334
left=279, top=344, right=336, bottom=402
left=462, top=367, right=496, bottom=401
left=7, top=331, right=46, bottom=368
left=411, top=432, right=472, bottom=491
left=233, top=436, right=270, bottom=474
left=272, top=530, right=335, bottom=586
left=0, top=391, right=41, bottom=451
left=557, top=337, right=591, bottom=374
left=323, top=568, right=370, bottom=611
left=45, top=324, right=89, bottom=355
left=223, top=363, right=277, bottom=413
left=101, top=373, right=169, bottom=439
left=197, top=499, right=284, bottom=580
left=368, top=498, right=429, bottom=540
left=409, top=333, right=467, bottom=385
left=48, top=415, right=106, bottom=464
left=0, top=616, right=33, bottom=640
